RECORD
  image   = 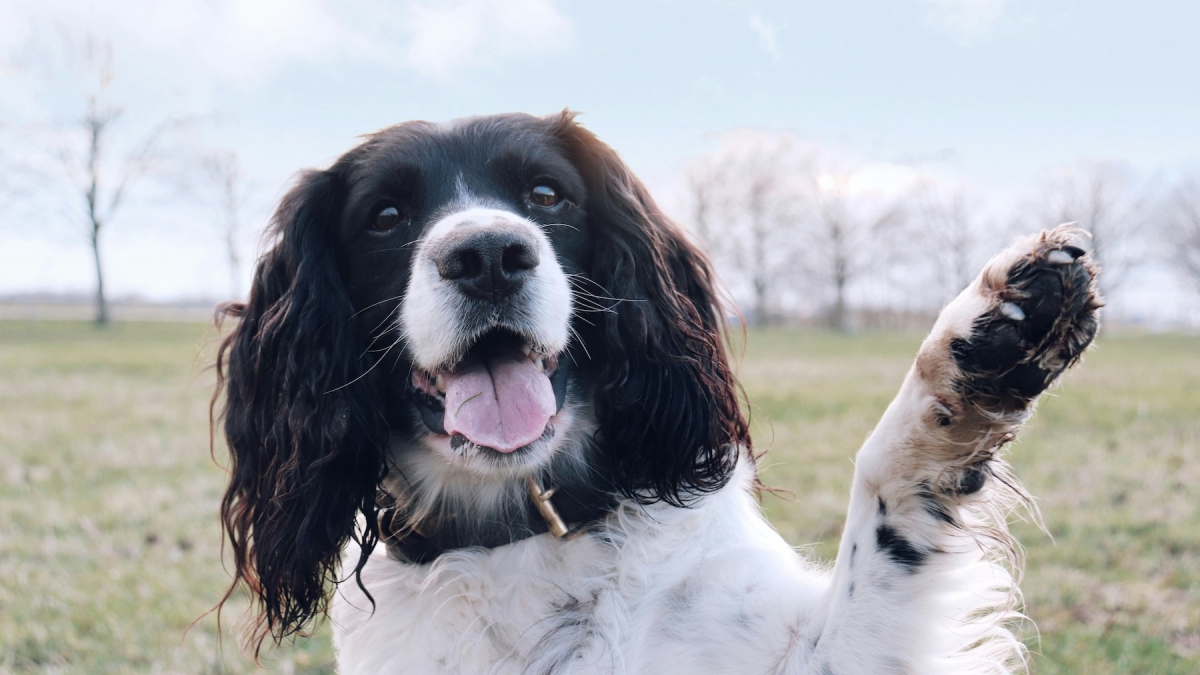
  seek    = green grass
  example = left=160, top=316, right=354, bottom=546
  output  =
left=1, top=322, right=1197, bottom=674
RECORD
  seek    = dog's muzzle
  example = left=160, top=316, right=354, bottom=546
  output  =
left=400, top=208, right=574, bottom=453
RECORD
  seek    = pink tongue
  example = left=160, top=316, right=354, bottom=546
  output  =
left=441, top=350, right=556, bottom=452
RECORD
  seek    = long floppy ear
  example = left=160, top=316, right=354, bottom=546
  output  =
left=552, top=113, right=750, bottom=506
left=212, top=168, right=388, bottom=652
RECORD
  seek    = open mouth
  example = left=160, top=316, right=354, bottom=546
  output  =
left=409, top=328, right=568, bottom=453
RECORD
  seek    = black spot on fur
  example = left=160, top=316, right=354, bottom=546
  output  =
left=531, top=592, right=605, bottom=675
left=877, top=497, right=887, bottom=516
left=924, top=498, right=956, bottom=525
left=955, top=464, right=989, bottom=495
left=552, top=598, right=590, bottom=629
left=847, top=581, right=855, bottom=599
left=876, top=524, right=927, bottom=572
left=918, top=486, right=956, bottom=526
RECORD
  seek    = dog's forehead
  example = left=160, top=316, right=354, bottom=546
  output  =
left=347, top=116, right=580, bottom=197
left=359, top=118, right=548, bottom=169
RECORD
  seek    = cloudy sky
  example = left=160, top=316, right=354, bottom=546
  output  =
left=1, top=0, right=1198, bottom=317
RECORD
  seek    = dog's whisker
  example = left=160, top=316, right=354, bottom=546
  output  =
left=566, top=324, right=589, bottom=363
left=365, top=245, right=418, bottom=255
left=352, top=295, right=404, bottom=320
left=366, top=303, right=406, bottom=348
left=325, top=335, right=402, bottom=394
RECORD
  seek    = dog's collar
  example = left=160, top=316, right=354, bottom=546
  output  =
left=377, top=474, right=618, bottom=564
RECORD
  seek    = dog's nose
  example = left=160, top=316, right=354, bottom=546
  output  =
left=434, top=226, right=540, bottom=301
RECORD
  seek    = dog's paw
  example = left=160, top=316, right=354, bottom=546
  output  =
left=940, top=225, right=1102, bottom=410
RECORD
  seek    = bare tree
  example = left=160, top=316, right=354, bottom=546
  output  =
left=183, top=149, right=253, bottom=299
left=685, top=155, right=728, bottom=248
left=50, top=36, right=176, bottom=325
left=1165, top=175, right=1200, bottom=296
left=682, top=138, right=915, bottom=330
left=911, top=181, right=991, bottom=302
left=1031, top=161, right=1145, bottom=298
left=0, top=126, right=28, bottom=218
left=739, top=143, right=799, bottom=326
left=681, top=132, right=803, bottom=325
left=795, top=166, right=906, bottom=333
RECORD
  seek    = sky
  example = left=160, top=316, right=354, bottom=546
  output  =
left=1, top=0, right=1198, bottom=321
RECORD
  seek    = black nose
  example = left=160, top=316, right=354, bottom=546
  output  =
left=434, top=227, right=540, bottom=301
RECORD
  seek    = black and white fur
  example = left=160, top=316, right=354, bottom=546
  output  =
left=213, top=111, right=1101, bottom=675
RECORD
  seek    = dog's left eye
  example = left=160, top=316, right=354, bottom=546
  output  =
left=529, top=185, right=559, bottom=208
left=373, top=206, right=403, bottom=232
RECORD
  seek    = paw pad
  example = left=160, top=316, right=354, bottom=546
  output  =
left=951, top=227, right=1102, bottom=408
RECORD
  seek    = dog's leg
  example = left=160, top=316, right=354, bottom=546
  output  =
left=807, top=226, right=1100, bottom=675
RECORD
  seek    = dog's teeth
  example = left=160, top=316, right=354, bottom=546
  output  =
left=1047, top=250, right=1075, bottom=264
left=435, top=373, right=447, bottom=394
left=525, top=346, right=549, bottom=366
left=1000, top=302, right=1026, bottom=321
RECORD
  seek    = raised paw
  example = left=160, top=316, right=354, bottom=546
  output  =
left=938, top=225, right=1102, bottom=411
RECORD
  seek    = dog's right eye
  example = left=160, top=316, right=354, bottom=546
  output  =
left=373, top=206, right=403, bottom=232
left=529, top=185, right=559, bottom=208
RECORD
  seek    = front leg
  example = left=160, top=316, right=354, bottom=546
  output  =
left=812, top=226, right=1100, bottom=675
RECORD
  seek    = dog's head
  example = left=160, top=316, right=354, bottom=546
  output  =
left=214, top=111, right=748, bottom=646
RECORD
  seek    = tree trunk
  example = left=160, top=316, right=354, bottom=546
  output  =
left=830, top=225, right=852, bottom=333
left=749, top=202, right=771, bottom=326
left=90, top=229, right=109, bottom=326
left=226, top=227, right=242, bottom=299
left=86, top=110, right=109, bottom=327
left=832, top=277, right=850, bottom=333
left=753, top=275, right=769, bottom=327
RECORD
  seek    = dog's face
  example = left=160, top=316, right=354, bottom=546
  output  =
left=215, top=112, right=749, bottom=646
left=332, top=117, right=591, bottom=478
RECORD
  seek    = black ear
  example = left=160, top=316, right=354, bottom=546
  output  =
left=552, top=113, right=750, bottom=506
left=213, top=168, right=388, bottom=651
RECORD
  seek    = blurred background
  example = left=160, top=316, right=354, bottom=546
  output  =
left=0, top=1, right=1197, bottom=674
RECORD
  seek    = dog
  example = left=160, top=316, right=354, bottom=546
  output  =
left=213, top=111, right=1100, bottom=674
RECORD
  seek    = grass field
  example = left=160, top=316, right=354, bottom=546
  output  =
left=1, top=321, right=1197, bottom=674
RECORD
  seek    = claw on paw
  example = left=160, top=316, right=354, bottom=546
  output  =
left=999, top=302, right=1026, bottom=321
left=1046, top=250, right=1075, bottom=264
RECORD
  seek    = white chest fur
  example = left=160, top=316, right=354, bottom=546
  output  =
left=332, top=461, right=829, bottom=675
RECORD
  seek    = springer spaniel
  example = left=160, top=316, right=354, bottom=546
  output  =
left=213, top=112, right=1100, bottom=675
